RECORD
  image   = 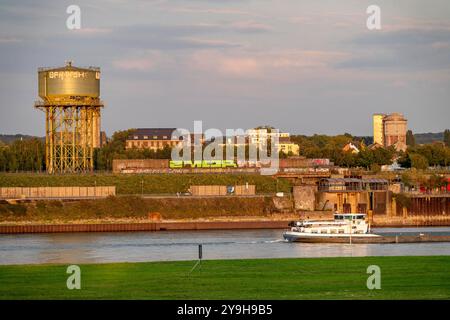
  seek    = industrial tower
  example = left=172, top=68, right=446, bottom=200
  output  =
left=35, top=61, right=103, bottom=173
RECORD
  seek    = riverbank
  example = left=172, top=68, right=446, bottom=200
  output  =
left=0, top=195, right=280, bottom=222
left=0, top=256, right=449, bottom=299
left=0, top=218, right=294, bottom=233
left=3, top=219, right=450, bottom=236
left=1, top=195, right=450, bottom=232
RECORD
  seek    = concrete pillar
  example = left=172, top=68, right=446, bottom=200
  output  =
left=385, top=191, right=391, bottom=216
left=368, top=209, right=373, bottom=224
left=402, top=207, right=408, bottom=219
left=391, top=197, right=397, bottom=217
left=350, top=193, right=358, bottom=213
left=337, top=193, right=342, bottom=213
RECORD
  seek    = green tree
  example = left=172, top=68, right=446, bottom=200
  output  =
left=406, top=130, right=415, bottom=147
left=409, top=153, right=429, bottom=170
left=0, top=138, right=45, bottom=172
left=370, top=163, right=381, bottom=173
left=444, top=129, right=450, bottom=147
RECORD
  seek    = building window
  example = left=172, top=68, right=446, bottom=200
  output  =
left=134, top=136, right=138, bottom=140
left=143, top=136, right=148, bottom=140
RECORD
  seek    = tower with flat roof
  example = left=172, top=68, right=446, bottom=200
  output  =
left=372, top=113, right=407, bottom=151
left=373, top=114, right=385, bottom=146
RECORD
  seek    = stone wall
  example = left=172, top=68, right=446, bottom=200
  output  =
left=293, top=185, right=317, bottom=211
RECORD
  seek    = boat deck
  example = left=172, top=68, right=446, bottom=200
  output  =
left=286, top=234, right=450, bottom=243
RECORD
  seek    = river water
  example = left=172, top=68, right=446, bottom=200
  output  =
left=1, top=227, right=450, bottom=265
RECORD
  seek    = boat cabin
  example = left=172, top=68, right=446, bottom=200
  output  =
left=289, top=213, right=370, bottom=235
left=334, top=213, right=366, bottom=221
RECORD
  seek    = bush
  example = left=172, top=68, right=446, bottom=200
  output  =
left=410, top=154, right=429, bottom=170
left=393, top=193, right=412, bottom=209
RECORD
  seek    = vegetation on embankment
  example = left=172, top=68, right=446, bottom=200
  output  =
left=0, top=256, right=449, bottom=299
left=0, top=173, right=291, bottom=194
left=0, top=196, right=276, bottom=222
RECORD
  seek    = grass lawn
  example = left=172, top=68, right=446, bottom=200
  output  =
left=0, top=256, right=449, bottom=300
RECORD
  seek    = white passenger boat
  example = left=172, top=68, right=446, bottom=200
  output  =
left=283, top=213, right=381, bottom=243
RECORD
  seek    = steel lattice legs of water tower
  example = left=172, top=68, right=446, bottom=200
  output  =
left=36, top=104, right=102, bottom=173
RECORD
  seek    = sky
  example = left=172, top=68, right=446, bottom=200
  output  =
left=0, top=0, right=449, bottom=137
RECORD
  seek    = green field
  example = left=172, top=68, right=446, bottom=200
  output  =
left=1, top=256, right=449, bottom=299
left=0, top=173, right=291, bottom=194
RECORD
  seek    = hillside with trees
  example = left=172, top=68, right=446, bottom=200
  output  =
left=413, top=132, right=445, bottom=145
left=0, top=134, right=43, bottom=144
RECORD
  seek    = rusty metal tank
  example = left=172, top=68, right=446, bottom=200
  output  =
left=38, top=61, right=100, bottom=101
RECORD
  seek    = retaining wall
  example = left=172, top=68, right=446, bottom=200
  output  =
left=0, top=186, right=116, bottom=199
left=0, top=220, right=290, bottom=234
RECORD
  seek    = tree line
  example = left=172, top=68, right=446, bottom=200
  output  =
left=290, top=132, right=450, bottom=170
left=290, top=134, right=395, bottom=170
left=1, top=129, right=449, bottom=172
left=0, top=138, right=45, bottom=172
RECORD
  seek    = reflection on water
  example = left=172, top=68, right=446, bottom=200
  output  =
left=1, top=227, right=450, bottom=265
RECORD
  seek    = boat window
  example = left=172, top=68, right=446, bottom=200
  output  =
left=321, top=229, right=327, bottom=234
left=338, top=229, right=344, bottom=234
left=330, top=229, right=336, bottom=234
left=311, top=230, right=318, bottom=234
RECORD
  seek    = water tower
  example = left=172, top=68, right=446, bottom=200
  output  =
left=35, top=61, right=103, bottom=173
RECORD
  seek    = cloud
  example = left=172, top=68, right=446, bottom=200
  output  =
left=189, top=49, right=347, bottom=78
left=60, top=23, right=249, bottom=50
left=71, top=28, right=113, bottom=36
left=336, top=28, right=450, bottom=70
left=112, top=50, right=176, bottom=72
left=229, top=20, right=272, bottom=33
left=0, top=37, right=22, bottom=43
left=113, top=57, right=156, bottom=71
left=288, top=11, right=363, bottom=29
left=383, top=17, right=450, bottom=32
left=165, top=6, right=265, bottom=18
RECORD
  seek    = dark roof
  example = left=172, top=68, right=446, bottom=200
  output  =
left=320, top=178, right=388, bottom=184
left=128, top=128, right=204, bottom=141
left=129, top=128, right=177, bottom=140
left=363, top=178, right=389, bottom=184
